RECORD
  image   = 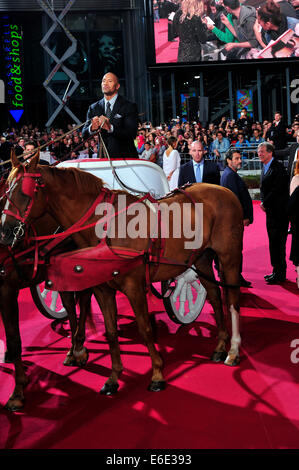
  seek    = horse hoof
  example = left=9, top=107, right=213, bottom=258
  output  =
left=100, top=382, right=119, bottom=396
left=224, top=355, right=240, bottom=367
left=4, top=351, right=13, bottom=363
left=75, top=348, right=89, bottom=367
left=5, top=397, right=24, bottom=412
left=63, top=355, right=77, bottom=366
left=148, top=380, right=166, bottom=392
left=211, top=350, right=227, bottom=363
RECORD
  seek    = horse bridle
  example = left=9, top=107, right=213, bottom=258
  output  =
left=2, top=169, right=45, bottom=247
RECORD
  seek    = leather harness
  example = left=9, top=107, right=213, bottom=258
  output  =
left=0, top=169, right=201, bottom=291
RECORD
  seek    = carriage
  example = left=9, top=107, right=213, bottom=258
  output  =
left=32, top=158, right=207, bottom=325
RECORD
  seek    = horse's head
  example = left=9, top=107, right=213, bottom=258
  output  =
left=0, top=149, right=46, bottom=247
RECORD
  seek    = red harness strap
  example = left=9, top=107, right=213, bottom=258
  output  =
left=144, top=187, right=201, bottom=276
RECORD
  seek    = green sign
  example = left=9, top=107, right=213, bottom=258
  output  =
left=1, top=16, right=25, bottom=121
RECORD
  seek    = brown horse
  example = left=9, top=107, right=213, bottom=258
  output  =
left=1, top=151, right=244, bottom=394
left=0, top=176, right=93, bottom=411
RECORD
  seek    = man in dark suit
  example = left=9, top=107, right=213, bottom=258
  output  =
left=258, top=142, right=289, bottom=284
left=274, top=129, right=299, bottom=180
left=178, top=141, right=220, bottom=187
left=266, top=111, right=287, bottom=150
left=82, top=72, right=138, bottom=159
left=221, top=149, right=253, bottom=287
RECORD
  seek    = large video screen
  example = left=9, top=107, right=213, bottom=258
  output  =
left=152, top=0, right=299, bottom=64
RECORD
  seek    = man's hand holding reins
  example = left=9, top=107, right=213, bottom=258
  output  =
left=91, top=115, right=111, bottom=132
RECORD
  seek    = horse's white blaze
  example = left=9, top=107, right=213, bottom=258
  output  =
left=1, top=198, right=9, bottom=226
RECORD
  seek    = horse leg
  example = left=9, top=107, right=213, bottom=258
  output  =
left=60, top=290, right=92, bottom=366
left=92, top=284, right=122, bottom=395
left=0, top=284, right=28, bottom=411
left=72, top=289, right=92, bottom=366
left=218, top=253, right=241, bottom=366
left=195, top=251, right=229, bottom=363
left=126, top=284, right=165, bottom=391
left=59, top=292, right=79, bottom=366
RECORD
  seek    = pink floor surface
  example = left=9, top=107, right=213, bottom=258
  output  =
left=0, top=202, right=298, bottom=449
left=154, top=19, right=179, bottom=64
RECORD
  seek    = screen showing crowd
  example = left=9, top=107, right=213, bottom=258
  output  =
left=153, top=0, right=299, bottom=63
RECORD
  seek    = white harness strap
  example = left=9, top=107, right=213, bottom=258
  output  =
left=1, top=178, right=16, bottom=226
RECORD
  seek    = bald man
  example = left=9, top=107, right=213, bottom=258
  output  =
left=82, top=72, right=138, bottom=159
left=178, top=141, right=220, bottom=187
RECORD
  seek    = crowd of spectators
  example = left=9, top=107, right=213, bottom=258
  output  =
left=0, top=123, right=100, bottom=172
left=135, top=110, right=299, bottom=169
left=0, top=111, right=298, bottom=174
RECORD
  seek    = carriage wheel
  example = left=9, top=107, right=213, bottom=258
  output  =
left=161, top=267, right=207, bottom=324
left=30, top=282, right=68, bottom=320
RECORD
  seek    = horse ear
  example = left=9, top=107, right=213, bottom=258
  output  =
left=11, top=148, right=21, bottom=168
left=27, top=149, right=40, bottom=170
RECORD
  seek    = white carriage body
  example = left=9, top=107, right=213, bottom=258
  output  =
left=57, top=158, right=170, bottom=198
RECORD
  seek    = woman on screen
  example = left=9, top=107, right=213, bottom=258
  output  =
left=172, top=0, right=209, bottom=62
left=257, top=0, right=298, bottom=45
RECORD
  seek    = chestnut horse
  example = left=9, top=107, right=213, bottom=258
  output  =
left=0, top=178, right=93, bottom=411
left=1, top=151, right=244, bottom=395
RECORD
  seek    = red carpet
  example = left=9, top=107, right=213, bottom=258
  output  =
left=154, top=18, right=179, bottom=64
left=0, top=202, right=299, bottom=449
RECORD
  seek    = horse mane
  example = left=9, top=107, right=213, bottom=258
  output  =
left=42, top=165, right=105, bottom=195
left=7, top=166, right=22, bottom=185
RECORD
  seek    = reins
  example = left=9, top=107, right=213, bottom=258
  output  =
left=97, top=125, right=151, bottom=196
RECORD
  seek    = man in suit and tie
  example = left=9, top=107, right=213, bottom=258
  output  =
left=258, top=142, right=289, bottom=284
left=221, top=149, right=253, bottom=287
left=82, top=72, right=139, bottom=159
left=178, top=141, right=220, bottom=187
left=267, top=111, right=287, bottom=150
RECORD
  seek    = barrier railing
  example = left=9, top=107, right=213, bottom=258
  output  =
left=178, top=151, right=288, bottom=173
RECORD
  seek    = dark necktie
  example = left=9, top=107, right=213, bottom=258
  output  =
left=106, top=102, right=112, bottom=119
